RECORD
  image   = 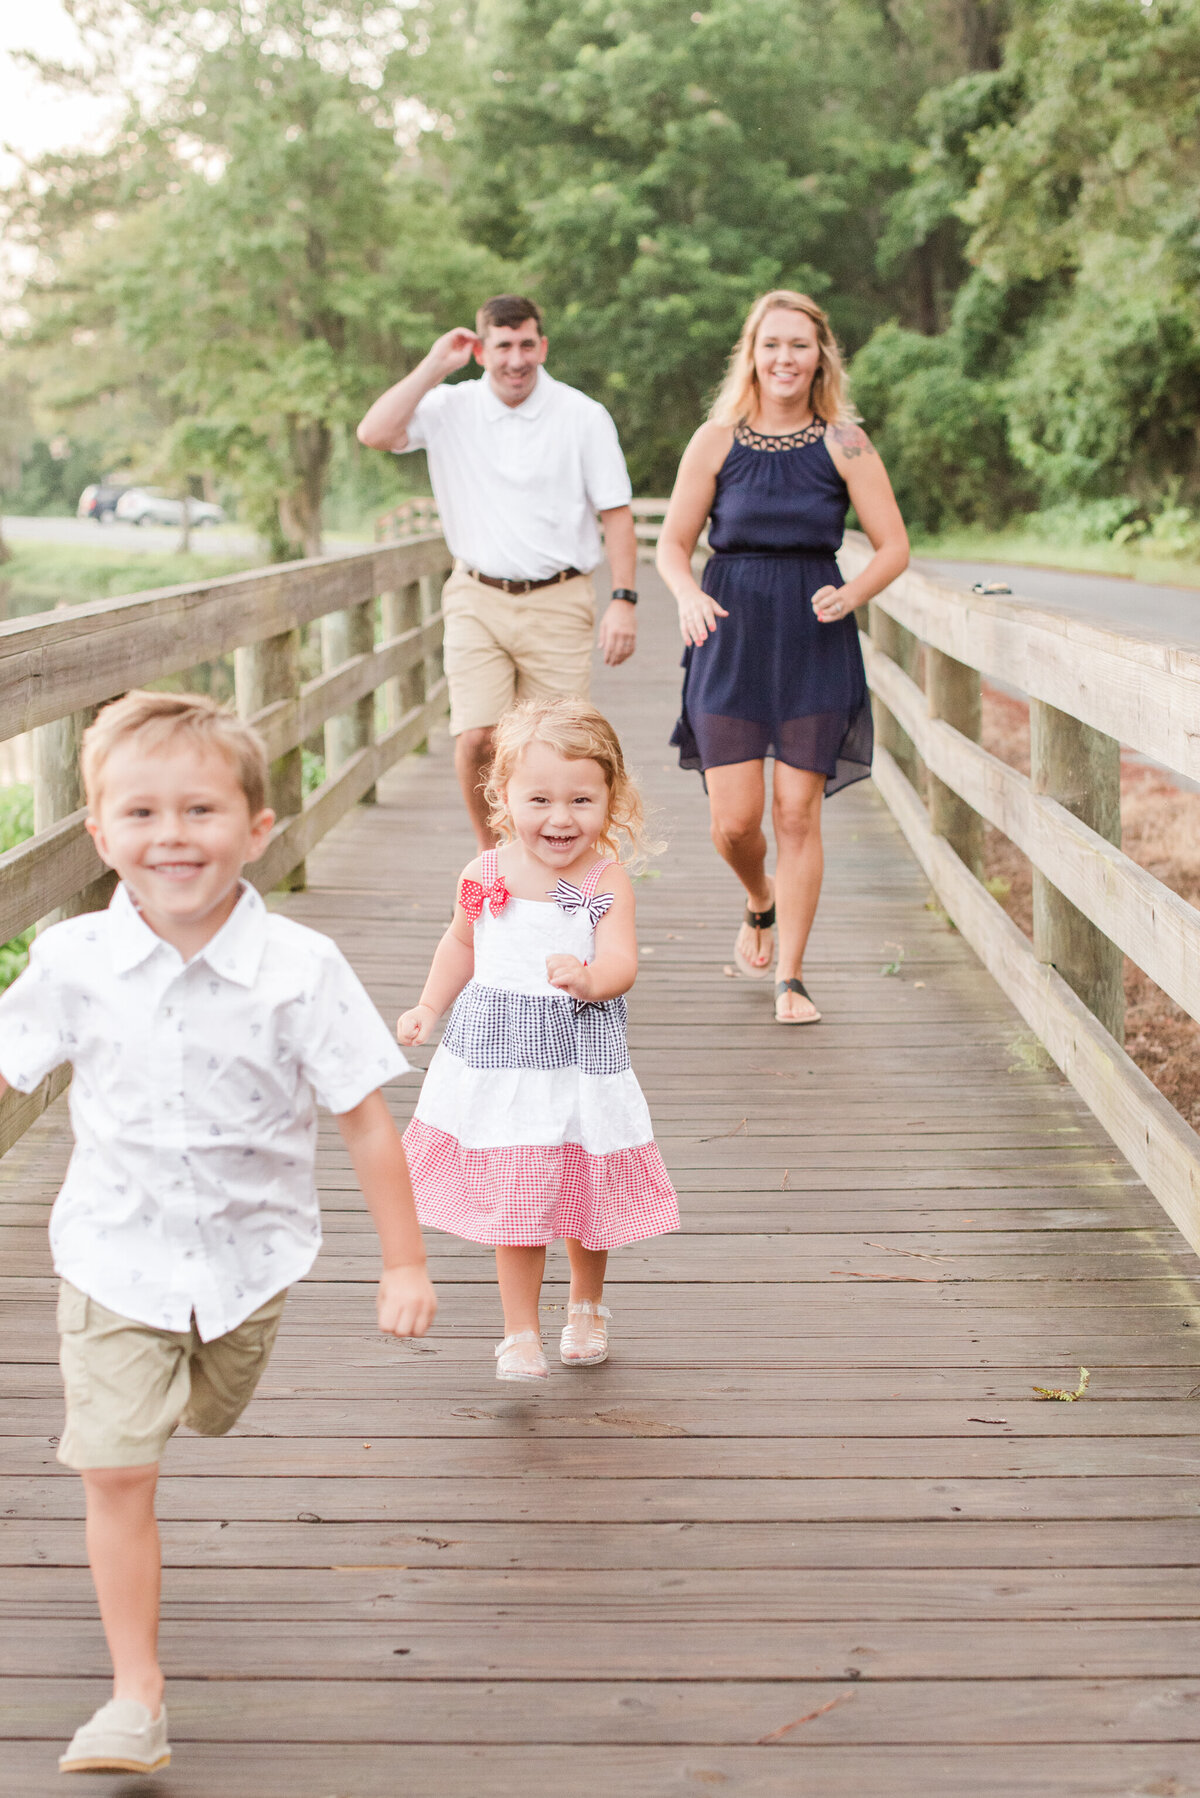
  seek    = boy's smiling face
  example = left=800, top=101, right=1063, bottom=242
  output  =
left=86, top=741, right=275, bottom=957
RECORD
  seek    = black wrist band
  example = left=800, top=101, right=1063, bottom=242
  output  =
left=611, top=588, right=638, bottom=605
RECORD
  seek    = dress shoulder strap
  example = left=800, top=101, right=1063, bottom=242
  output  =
left=580, top=858, right=615, bottom=900
left=481, top=848, right=499, bottom=885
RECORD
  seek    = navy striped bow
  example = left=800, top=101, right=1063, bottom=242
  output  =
left=550, top=879, right=614, bottom=926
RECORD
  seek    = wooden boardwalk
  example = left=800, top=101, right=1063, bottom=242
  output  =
left=3, top=573, right=1200, bottom=1796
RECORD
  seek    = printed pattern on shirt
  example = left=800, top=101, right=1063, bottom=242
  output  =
left=441, top=984, right=630, bottom=1075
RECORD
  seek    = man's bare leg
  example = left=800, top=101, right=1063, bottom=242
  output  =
left=454, top=726, right=497, bottom=850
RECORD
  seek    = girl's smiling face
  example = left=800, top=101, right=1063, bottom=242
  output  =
left=502, top=739, right=611, bottom=874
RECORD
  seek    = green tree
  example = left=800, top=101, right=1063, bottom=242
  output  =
left=9, top=0, right=509, bottom=555
left=444, top=0, right=994, bottom=490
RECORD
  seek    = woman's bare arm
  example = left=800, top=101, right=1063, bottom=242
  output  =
left=813, top=423, right=909, bottom=623
left=655, top=423, right=733, bottom=646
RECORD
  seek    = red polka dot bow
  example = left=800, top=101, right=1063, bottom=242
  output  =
left=460, top=875, right=509, bottom=921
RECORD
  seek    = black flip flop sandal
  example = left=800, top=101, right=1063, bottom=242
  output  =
left=775, top=978, right=821, bottom=1024
left=734, top=899, right=776, bottom=980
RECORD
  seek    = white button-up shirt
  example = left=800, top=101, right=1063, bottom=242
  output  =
left=402, top=368, right=632, bottom=580
left=0, top=883, right=409, bottom=1339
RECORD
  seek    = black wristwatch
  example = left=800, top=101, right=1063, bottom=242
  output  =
left=610, top=588, right=638, bottom=605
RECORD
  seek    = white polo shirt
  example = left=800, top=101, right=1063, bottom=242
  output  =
left=0, top=882, right=409, bottom=1340
left=401, top=368, right=632, bottom=581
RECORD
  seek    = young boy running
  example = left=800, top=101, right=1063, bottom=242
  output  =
left=0, top=690, right=436, bottom=1775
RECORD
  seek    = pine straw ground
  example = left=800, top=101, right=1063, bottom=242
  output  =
left=981, top=684, right=1200, bottom=1129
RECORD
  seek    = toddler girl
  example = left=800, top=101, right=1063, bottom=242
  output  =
left=398, top=696, right=679, bottom=1381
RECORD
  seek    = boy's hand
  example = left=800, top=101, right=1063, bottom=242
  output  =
left=397, top=1003, right=436, bottom=1046
left=378, top=1263, right=438, bottom=1338
left=546, top=953, right=591, bottom=1001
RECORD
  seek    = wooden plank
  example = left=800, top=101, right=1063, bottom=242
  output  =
left=872, top=743, right=1200, bottom=1257
left=863, top=634, right=1200, bottom=1027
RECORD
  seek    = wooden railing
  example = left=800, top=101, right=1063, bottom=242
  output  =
left=634, top=499, right=1200, bottom=1256
left=0, top=534, right=453, bottom=1156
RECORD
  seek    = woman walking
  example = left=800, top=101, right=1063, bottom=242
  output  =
left=656, top=291, right=909, bottom=1024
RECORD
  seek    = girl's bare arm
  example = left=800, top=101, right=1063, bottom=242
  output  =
left=546, top=869, right=639, bottom=1003
left=397, top=871, right=478, bottom=1045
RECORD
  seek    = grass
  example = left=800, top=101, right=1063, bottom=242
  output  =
left=0, top=542, right=261, bottom=619
left=912, top=525, right=1200, bottom=591
left=0, top=785, right=34, bottom=988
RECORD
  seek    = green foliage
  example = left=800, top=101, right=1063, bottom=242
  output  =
left=0, top=543, right=258, bottom=620
left=850, top=321, right=1026, bottom=531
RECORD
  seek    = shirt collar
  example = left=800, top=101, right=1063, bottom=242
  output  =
left=480, top=366, right=552, bottom=423
left=108, top=880, right=268, bottom=986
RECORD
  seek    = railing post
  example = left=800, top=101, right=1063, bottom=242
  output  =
left=926, top=648, right=983, bottom=875
left=322, top=599, right=377, bottom=801
left=1030, top=700, right=1124, bottom=1041
left=381, top=580, right=425, bottom=731
left=236, top=629, right=305, bottom=892
left=33, top=709, right=109, bottom=926
left=867, top=602, right=925, bottom=795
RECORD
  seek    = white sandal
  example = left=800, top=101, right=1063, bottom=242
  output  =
left=495, top=1330, right=549, bottom=1382
left=559, top=1302, right=611, bottom=1367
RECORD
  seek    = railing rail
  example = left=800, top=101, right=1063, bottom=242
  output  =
left=0, top=534, right=453, bottom=1156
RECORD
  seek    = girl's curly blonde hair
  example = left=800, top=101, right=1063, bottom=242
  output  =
left=484, top=696, right=656, bottom=866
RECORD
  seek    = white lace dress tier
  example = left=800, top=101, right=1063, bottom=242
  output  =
left=403, top=851, right=679, bottom=1249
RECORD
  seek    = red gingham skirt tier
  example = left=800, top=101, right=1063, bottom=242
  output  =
left=403, top=1118, right=680, bottom=1249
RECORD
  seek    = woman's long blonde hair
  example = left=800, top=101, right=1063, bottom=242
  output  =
left=484, top=696, right=657, bottom=867
left=708, top=290, right=853, bottom=428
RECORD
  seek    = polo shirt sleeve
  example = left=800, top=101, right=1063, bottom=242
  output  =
left=0, top=930, right=73, bottom=1093
left=580, top=401, right=633, bottom=512
left=299, top=943, right=411, bottom=1114
left=399, top=384, right=452, bottom=455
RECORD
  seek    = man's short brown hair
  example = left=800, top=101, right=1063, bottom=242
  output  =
left=82, top=690, right=269, bottom=816
left=476, top=295, right=544, bottom=338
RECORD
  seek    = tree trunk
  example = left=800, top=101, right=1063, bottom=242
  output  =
left=176, top=494, right=193, bottom=555
left=282, top=418, right=332, bottom=560
left=0, top=516, right=11, bottom=567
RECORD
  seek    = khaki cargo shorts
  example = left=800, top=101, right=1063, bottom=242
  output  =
left=56, top=1280, right=288, bottom=1469
left=441, top=564, right=596, bottom=735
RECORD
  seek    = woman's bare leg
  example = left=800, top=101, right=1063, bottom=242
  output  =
left=771, top=763, right=826, bottom=1020
left=705, top=761, right=773, bottom=970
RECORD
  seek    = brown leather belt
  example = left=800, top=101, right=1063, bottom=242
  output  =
left=467, top=566, right=583, bottom=595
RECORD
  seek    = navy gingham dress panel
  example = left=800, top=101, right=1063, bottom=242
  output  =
left=441, top=986, right=630, bottom=1076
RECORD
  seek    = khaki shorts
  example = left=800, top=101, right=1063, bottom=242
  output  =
left=441, top=564, right=597, bottom=735
left=56, top=1281, right=287, bottom=1469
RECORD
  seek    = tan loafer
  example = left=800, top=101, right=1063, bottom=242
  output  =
left=59, top=1699, right=170, bottom=1774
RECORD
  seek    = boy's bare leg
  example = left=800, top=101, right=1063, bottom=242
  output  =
left=82, top=1464, right=164, bottom=1713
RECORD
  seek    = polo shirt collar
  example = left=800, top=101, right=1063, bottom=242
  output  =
left=480, top=366, right=553, bottom=423
left=108, top=879, right=267, bottom=985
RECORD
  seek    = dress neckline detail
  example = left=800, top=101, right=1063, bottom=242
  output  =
left=734, top=416, right=825, bottom=452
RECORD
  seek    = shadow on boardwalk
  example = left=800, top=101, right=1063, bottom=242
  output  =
left=2, top=570, right=1200, bottom=1796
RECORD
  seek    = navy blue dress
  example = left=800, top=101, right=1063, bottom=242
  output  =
left=671, top=421, right=873, bottom=795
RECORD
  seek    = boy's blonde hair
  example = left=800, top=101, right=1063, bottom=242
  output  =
left=484, top=696, right=654, bottom=866
left=81, top=690, right=270, bottom=816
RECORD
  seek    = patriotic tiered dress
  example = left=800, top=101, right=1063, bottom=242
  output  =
left=403, top=850, right=679, bottom=1249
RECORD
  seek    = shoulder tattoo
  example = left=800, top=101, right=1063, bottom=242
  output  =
left=828, top=422, right=877, bottom=460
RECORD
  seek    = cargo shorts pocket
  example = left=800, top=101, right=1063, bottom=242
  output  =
left=57, top=1282, right=90, bottom=1333
left=57, top=1282, right=91, bottom=1407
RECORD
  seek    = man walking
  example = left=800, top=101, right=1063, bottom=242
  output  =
left=357, top=296, right=639, bottom=847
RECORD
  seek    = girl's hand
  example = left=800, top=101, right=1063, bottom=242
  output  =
left=377, top=1263, right=438, bottom=1337
left=677, top=586, right=729, bottom=648
left=813, top=584, right=857, bottom=624
left=397, top=1003, right=436, bottom=1046
left=546, top=953, right=592, bottom=1001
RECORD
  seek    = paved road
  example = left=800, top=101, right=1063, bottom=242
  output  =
left=920, top=555, right=1200, bottom=652
left=1, top=515, right=371, bottom=559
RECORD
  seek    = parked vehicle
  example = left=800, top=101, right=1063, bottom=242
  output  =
left=77, top=482, right=132, bottom=521
left=114, top=488, right=225, bottom=527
